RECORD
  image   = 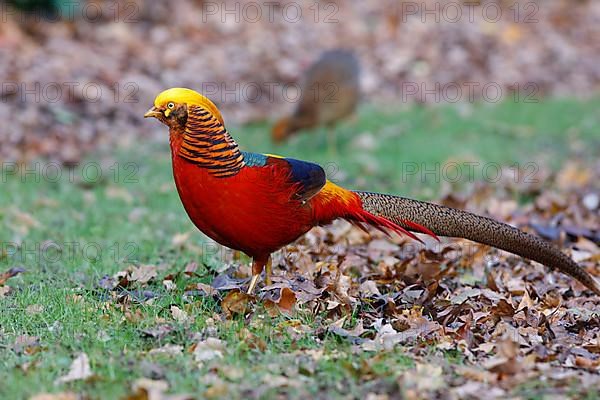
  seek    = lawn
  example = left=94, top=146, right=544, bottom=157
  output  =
left=0, top=97, right=599, bottom=399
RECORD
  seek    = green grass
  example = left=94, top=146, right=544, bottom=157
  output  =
left=1, top=97, right=599, bottom=398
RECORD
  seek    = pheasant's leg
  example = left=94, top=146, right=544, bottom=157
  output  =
left=247, top=274, right=260, bottom=294
left=264, top=257, right=272, bottom=286
left=247, top=259, right=265, bottom=294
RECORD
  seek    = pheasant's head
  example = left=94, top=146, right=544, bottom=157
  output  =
left=144, top=88, right=224, bottom=132
left=145, top=89, right=243, bottom=174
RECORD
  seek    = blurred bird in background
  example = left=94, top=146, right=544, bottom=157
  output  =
left=271, top=49, right=360, bottom=153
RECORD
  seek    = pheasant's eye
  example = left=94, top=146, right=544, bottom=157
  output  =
left=167, top=102, right=175, bottom=109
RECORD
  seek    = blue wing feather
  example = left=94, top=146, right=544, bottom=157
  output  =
left=242, top=151, right=268, bottom=167
left=242, top=151, right=325, bottom=201
left=283, top=157, right=326, bottom=201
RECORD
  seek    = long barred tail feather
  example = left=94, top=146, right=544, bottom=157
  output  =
left=354, top=191, right=600, bottom=296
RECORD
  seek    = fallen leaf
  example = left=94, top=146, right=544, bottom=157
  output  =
left=141, top=324, right=174, bottom=340
left=263, top=286, right=297, bottom=315
left=55, top=353, right=92, bottom=384
left=221, top=290, right=251, bottom=319
left=163, top=279, right=176, bottom=291
left=148, top=344, right=183, bottom=356
left=130, top=265, right=158, bottom=284
left=329, top=319, right=366, bottom=343
left=12, top=335, right=41, bottom=355
left=211, top=274, right=247, bottom=291
left=184, top=262, right=199, bottom=276
left=12, top=210, right=41, bottom=234
left=238, top=328, right=267, bottom=351
left=276, top=287, right=297, bottom=311
left=172, top=232, right=191, bottom=247
left=195, top=282, right=217, bottom=296
left=484, top=339, right=523, bottom=377
left=359, top=280, right=381, bottom=297
left=203, top=380, right=229, bottom=399
left=26, top=304, right=44, bottom=315
left=517, top=289, right=535, bottom=310
left=170, top=306, right=191, bottom=324
left=334, top=274, right=357, bottom=304
left=128, top=378, right=169, bottom=400
left=0, top=285, right=11, bottom=297
left=192, top=338, right=225, bottom=365
left=401, top=363, right=444, bottom=392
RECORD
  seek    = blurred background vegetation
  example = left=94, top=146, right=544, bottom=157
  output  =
left=1, top=1, right=599, bottom=398
left=1, top=0, right=599, bottom=188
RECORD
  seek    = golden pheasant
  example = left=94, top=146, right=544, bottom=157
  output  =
left=145, top=88, right=600, bottom=296
left=272, top=50, right=360, bottom=147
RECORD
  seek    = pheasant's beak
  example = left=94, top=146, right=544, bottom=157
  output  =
left=144, top=106, right=162, bottom=119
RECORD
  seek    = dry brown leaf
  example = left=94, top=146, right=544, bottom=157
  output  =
left=127, top=378, right=168, bottom=400
left=55, top=353, right=92, bottom=384
left=329, top=319, right=366, bottom=341
left=184, top=262, right=199, bottom=276
left=359, top=280, right=381, bottom=297
left=264, top=287, right=297, bottom=315
left=517, top=289, right=535, bottom=310
left=334, top=274, right=356, bottom=304
left=401, top=363, right=444, bottom=392
left=238, top=328, right=267, bottom=351
left=195, top=283, right=217, bottom=296
left=192, top=338, right=225, bottom=365
left=130, top=265, right=158, bottom=284
left=148, top=344, right=183, bottom=356
left=141, top=324, right=174, bottom=340
left=556, top=163, right=592, bottom=190
left=13, top=335, right=41, bottom=355
left=170, top=306, right=191, bottom=324
left=162, top=280, right=176, bottom=291
left=0, top=285, right=11, bottom=298
left=221, top=290, right=251, bottom=319
left=171, top=232, right=191, bottom=248
left=26, top=304, right=44, bottom=315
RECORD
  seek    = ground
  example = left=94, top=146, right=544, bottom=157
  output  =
left=1, top=98, right=599, bottom=399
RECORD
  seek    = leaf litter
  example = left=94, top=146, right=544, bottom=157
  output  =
left=200, top=166, right=600, bottom=396
left=15, top=162, right=598, bottom=398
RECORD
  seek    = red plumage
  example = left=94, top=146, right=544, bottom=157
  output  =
left=172, top=142, right=314, bottom=263
left=171, top=134, right=434, bottom=265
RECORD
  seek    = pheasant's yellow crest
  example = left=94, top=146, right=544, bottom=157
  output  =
left=153, top=88, right=224, bottom=124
